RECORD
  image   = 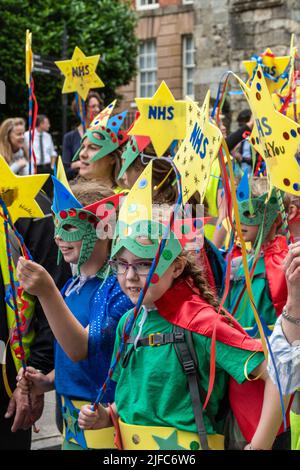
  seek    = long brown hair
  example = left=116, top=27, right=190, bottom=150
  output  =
left=177, top=251, right=220, bottom=310
left=0, top=117, right=27, bottom=164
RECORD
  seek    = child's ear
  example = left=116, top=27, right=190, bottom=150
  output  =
left=172, top=257, right=186, bottom=279
left=288, top=204, right=298, bottom=221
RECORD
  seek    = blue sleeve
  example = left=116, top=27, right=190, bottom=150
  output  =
left=88, top=276, right=133, bottom=359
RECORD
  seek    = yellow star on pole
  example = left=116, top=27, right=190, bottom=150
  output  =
left=243, top=48, right=290, bottom=94
left=25, top=29, right=33, bottom=87
left=173, top=91, right=223, bottom=204
left=55, top=46, right=104, bottom=100
left=128, top=81, right=187, bottom=157
left=236, top=65, right=300, bottom=196
left=0, top=156, right=49, bottom=228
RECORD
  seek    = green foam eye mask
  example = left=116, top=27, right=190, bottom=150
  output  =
left=72, top=128, right=119, bottom=162
left=54, top=208, right=99, bottom=272
left=111, top=220, right=183, bottom=282
left=238, top=189, right=281, bottom=246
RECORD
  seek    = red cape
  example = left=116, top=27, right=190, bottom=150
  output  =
left=155, top=279, right=289, bottom=442
left=155, top=279, right=262, bottom=352
left=264, top=236, right=288, bottom=317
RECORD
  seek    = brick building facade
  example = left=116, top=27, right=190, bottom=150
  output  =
left=119, top=0, right=300, bottom=129
left=118, top=0, right=195, bottom=118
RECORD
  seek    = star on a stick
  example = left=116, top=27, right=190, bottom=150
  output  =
left=128, top=81, right=187, bottom=156
left=237, top=65, right=300, bottom=195
left=0, top=156, right=48, bottom=225
left=55, top=46, right=104, bottom=100
left=243, top=48, right=290, bottom=94
left=173, top=91, right=222, bottom=204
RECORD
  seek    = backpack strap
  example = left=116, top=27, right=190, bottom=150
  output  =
left=122, top=321, right=214, bottom=450
left=122, top=329, right=185, bottom=368
left=173, top=325, right=211, bottom=450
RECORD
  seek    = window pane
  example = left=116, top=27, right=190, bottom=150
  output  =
left=183, top=35, right=195, bottom=98
left=138, top=39, right=157, bottom=97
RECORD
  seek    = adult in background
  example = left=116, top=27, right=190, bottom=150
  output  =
left=24, top=115, right=57, bottom=198
left=0, top=117, right=29, bottom=175
left=1, top=191, right=71, bottom=449
left=62, top=91, right=103, bottom=181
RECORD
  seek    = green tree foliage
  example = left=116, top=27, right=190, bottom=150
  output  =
left=0, top=0, right=138, bottom=145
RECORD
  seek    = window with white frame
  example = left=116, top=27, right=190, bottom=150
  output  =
left=182, top=0, right=194, bottom=4
left=138, top=40, right=157, bottom=97
left=183, top=35, right=195, bottom=99
left=136, top=0, right=159, bottom=10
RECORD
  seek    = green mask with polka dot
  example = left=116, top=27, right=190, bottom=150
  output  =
left=54, top=208, right=100, bottom=272
left=111, top=219, right=183, bottom=282
left=238, top=188, right=281, bottom=247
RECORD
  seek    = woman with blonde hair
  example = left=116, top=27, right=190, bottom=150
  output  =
left=0, top=117, right=29, bottom=175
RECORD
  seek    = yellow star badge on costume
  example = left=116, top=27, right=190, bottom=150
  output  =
left=173, top=92, right=223, bottom=204
left=55, top=46, right=104, bottom=100
left=25, top=29, right=33, bottom=87
left=243, top=48, right=290, bottom=94
left=236, top=66, right=300, bottom=196
left=0, top=156, right=49, bottom=226
left=128, top=81, right=187, bottom=157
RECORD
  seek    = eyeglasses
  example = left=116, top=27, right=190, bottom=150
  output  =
left=109, top=259, right=153, bottom=276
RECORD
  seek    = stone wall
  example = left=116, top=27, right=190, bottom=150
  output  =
left=194, top=0, right=300, bottom=129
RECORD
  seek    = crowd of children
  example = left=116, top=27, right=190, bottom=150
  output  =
left=1, top=67, right=300, bottom=453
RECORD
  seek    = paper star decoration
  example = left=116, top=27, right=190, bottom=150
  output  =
left=62, top=397, right=87, bottom=449
left=272, top=85, right=300, bottom=123
left=243, top=48, right=290, bottom=94
left=0, top=156, right=49, bottom=225
left=55, top=46, right=105, bottom=100
left=272, top=36, right=300, bottom=123
left=152, top=431, right=186, bottom=450
left=25, top=29, right=33, bottom=87
left=128, top=81, right=187, bottom=156
left=236, top=65, right=300, bottom=196
left=173, top=91, right=223, bottom=204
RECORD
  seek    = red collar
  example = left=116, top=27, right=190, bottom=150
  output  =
left=155, top=278, right=262, bottom=352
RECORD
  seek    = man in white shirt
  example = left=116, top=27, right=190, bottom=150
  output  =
left=24, top=114, right=57, bottom=197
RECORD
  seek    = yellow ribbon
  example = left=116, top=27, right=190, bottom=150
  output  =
left=222, top=139, right=268, bottom=357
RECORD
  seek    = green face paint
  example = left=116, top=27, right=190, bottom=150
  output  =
left=238, top=189, right=281, bottom=247
left=54, top=208, right=99, bottom=272
left=111, top=220, right=183, bottom=282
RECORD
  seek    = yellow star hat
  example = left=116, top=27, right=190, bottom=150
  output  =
left=55, top=46, right=105, bottom=100
left=0, top=156, right=49, bottom=226
left=128, top=81, right=187, bottom=157
left=236, top=65, right=300, bottom=195
left=243, top=48, right=290, bottom=94
left=173, top=91, right=223, bottom=204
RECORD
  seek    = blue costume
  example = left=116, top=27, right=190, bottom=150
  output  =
left=55, top=273, right=133, bottom=449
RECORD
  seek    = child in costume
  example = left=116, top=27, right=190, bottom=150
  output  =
left=119, top=139, right=225, bottom=296
left=77, top=165, right=290, bottom=451
left=267, top=241, right=300, bottom=450
left=72, top=101, right=129, bottom=192
left=17, top=175, right=133, bottom=450
left=224, top=177, right=288, bottom=337
left=273, top=195, right=300, bottom=451
left=286, top=193, right=300, bottom=243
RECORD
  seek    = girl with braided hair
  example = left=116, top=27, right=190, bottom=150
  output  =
left=76, top=163, right=291, bottom=450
